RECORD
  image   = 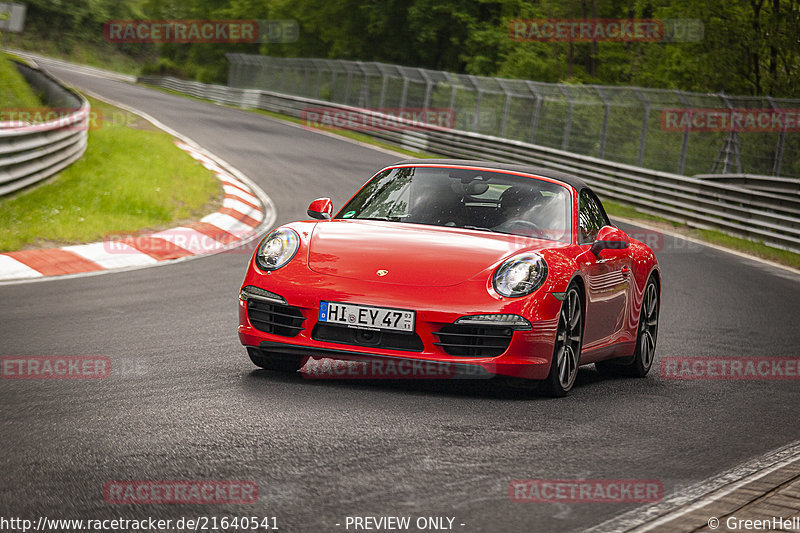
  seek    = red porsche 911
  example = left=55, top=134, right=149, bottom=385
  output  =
left=238, top=160, right=660, bottom=396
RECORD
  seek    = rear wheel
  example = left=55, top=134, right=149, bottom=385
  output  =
left=543, top=284, right=583, bottom=397
left=247, top=347, right=306, bottom=373
left=596, top=276, right=659, bottom=378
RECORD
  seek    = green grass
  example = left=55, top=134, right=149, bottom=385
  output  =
left=0, top=96, right=222, bottom=252
left=691, top=229, right=800, bottom=269
left=0, top=52, right=43, bottom=108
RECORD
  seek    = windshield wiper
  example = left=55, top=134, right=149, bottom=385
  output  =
left=462, top=225, right=499, bottom=233
left=357, top=216, right=404, bottom=222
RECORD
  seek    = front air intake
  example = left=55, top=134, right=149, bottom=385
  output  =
left=433, top=324, right=513, bottom=357
left=247, top=300, right=305, bottom=337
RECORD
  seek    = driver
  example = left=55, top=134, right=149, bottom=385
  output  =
left=493, top=186, right=543, bottom=233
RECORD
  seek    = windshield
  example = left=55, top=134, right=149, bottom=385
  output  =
left=336, top=166, right=572, bottom=243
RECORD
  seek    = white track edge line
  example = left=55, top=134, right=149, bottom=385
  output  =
left=582, top=439, right=800, bottom=533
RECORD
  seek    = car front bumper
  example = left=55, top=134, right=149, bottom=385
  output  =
left=238, top=262, right=564, bottom=380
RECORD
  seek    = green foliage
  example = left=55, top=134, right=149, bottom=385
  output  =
left=8, top=0, right=800, bottom=95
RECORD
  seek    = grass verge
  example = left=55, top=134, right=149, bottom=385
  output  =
left=0, top=96, right=222, bottom=252
left=0, top=52, right=43, bottom=108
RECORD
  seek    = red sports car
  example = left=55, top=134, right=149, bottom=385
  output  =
left=238, top=160, right=660, bottom=396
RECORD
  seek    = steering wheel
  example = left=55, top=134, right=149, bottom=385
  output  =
left=507, top=219, right=542, bottom=232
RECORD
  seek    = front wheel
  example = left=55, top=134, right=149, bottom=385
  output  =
left=247, top=347, right=306, bottom=373
left=596, top=276, right=659, bottom=378
left=542, top=284, right=583, bottom=397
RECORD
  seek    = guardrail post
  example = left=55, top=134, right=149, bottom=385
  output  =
left=595, top=86, right=610, bottom=159
left=278, top=61, right=289, bottom=94
left=444, top=72, right=458, bottom=118
left=712, top=94, right=742, bottom=174
left=376, top=63, right=389, bottom=109
left=329, top=65, right=337, bottom=102
left=497, top=79, right=513, bottom=138
left=400, top=70, right=410, bottom=109
left=305, top=61, right=317, bottom=97
left=524, top=81, right=542, bottom=145
left=292, top=62, right=304, bottom=95
left=633, top=88, right=649, bottom=167
left=767, top=96, right=786, bottom=177
left=468, top=75, right=482, bottom=132
left=421, top=69, right=433, bottom=109
left=675, top=90, right=691, bottom=175
left=310, top=59, right=324, bottom=100
left=343, top=61, right=355, bottom=104
left=227, top=54, right=241, bottom=87
left=557, top=85, right=573, bottom=151
left=356, top=62, right=370, bottom=107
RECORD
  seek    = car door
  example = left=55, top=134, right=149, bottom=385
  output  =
left=577, top=189, right=632, bottom=350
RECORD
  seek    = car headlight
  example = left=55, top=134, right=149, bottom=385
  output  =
left=255, top=228, right=300, bottom=270
left=493, top=253, right=548, bottom=297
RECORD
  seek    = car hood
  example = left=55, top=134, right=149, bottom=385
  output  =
left=306, top=220, right=558, bottom=286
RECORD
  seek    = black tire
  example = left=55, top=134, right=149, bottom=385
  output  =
left=595, top=276, right=659, bottom=378
left=247, top=347, right=305, bottom=373
left=542, top=283, right=583, bottom=397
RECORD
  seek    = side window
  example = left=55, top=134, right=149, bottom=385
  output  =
left=579, top=189, right=608, bottom=244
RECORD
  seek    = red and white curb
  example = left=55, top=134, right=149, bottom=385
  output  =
left=0, top=140, right=271, bottom=283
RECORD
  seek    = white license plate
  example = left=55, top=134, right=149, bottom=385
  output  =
left=319, top=301, right=415, bottom=333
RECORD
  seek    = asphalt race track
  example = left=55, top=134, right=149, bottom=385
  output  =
left=1, top=61, right=799, bottom=532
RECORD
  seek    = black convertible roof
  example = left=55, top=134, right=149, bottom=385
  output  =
left=391, top=159, right=589, bottom=191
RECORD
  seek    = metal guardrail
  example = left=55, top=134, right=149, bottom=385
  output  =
left=694, top=174, right=800, bottom=195
left=226, top=54, right=800, bottom=180
left=0, top=61, right=90, bottom=197
left=5, top=50, right=137, bottom=83
left=139, top=75, right=800, bottom=254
